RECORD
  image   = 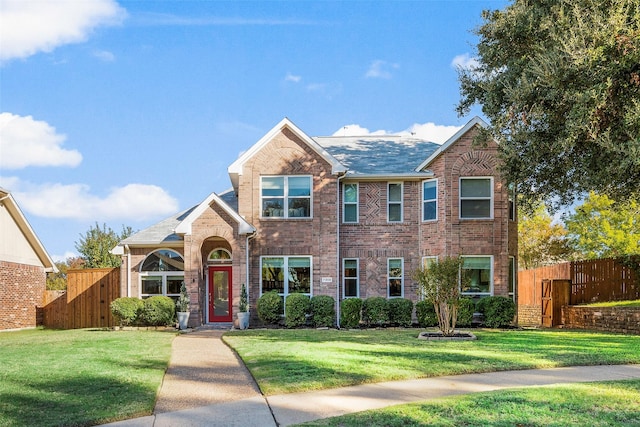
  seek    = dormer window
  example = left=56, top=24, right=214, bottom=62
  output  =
left=261, top=176, right=312, bottom=218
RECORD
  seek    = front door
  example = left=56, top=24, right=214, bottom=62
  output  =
left=208, top=266, right=232, bottom=322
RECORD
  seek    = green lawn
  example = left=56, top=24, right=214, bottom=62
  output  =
left=299, top=379, right=640, bottom=427
left=583, top=299, right=640, bottom=308
left=0, top=328, right=174, bottom=427
left=223, top=328, right=640, bottom=395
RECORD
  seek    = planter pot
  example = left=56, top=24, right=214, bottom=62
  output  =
left=237, top=311, right=249, bottom=330
left=177, top=311, right=190, bottom=330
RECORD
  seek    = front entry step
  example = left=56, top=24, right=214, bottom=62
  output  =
left=199, top=323, right=234, bottom=330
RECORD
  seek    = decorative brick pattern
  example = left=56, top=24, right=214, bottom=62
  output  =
left=0, top=261, right=46, bottom=330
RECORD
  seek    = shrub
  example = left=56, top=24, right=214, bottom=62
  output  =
left=310, top=295, right=335, bottom=328
left=257, top=291, right=283, bottom=325
left=387, top=298, right=414, bottom=327
left=362, top=296, right=389, bottom=327
left=457, top=298, right=475, bottom=327
left=110, top=297, right=143, bottom=326
left=176, top=282, right=190, bottom=312
left=478, top=296, right=516, bottom=328
left=140, top=296, right=175, bottom=326
left=340, top=298, right=362, bottom=329
left=415, top=300, right=438, bottom=327
left=285, top=293, right=310, bottom=328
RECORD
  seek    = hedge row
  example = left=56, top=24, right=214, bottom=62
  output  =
left=257, top=291, right=336, bottom=328
left=110, top=296, right=176, bottom=327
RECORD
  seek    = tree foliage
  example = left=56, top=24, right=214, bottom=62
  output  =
left=75, top=223, right=133, bottom=268
left=565, top=192, right=640, bottom=258
left=457, top=0, right=640, bottom=208
left=46, top=256, right=84, bottom=290
left=413, top=257, right=471, bottom=336
left=518, top=203, right=573, bottom=269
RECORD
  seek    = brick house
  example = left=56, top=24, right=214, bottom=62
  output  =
left=112, top=116, right=517, bottom=327
left=0, top=188, right=58, bottom=331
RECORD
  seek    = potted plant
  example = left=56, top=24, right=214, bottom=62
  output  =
left=176, top=282, right=190, bottom=330
left=237, top=283, right=249, bottom=330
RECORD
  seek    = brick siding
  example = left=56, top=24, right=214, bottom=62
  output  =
left=0, top=261, right=46, bottom=330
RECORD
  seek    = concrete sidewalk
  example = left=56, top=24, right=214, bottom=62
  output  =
left=104, top=328, right=640, bottom=427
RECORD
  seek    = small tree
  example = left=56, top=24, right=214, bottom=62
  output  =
left=176, top=282, right=190, bottom=313
left=413, top=256, right=470, bottom=336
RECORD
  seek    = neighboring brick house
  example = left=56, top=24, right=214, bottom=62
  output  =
left=113, top=116, right=517, bottom=327
left=0, top=188, right=58, bottom=331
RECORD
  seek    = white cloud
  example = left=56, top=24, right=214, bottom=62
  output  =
left=52, top=251, right=78, bottom=263
left=92, top=49, right=115, bottom=62
left=0, top=0, right=126, bottom=62
left=451, top=53, right=480, bottom=70
left=284, top=72, right=301, bottom=83
left=365, top=60, right=399, bottom=79
left=332, top=121, right=462, bottom=144
left=0, top=177, right=179, bottom=221
left=0, top=113, right=82, bottom=169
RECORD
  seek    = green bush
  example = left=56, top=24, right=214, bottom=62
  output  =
left=415, top=300, right=438, bottom=327
left=310, top=295, right=335, bottom=327
left=140, top=296, right=175, bottom=326
left=478, top=296, right=516, bottom=328
left=340, top=298, right=362, bottom=329
left=110, top=297, right=143, bottom=326
left=285, top=293, right=310, bottom=328
left=457, top=298, right=475, bottom=327
left=257, top=291, right=283, bottom=325
left=387, top=298, right=414, bottom=327
left=362, top=296, right=389, bottom=327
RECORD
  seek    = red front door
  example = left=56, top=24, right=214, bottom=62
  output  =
left=208, top=266, right=232, bottom=322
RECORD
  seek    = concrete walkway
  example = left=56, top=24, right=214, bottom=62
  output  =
left=104, top=327, right=640, bottom=427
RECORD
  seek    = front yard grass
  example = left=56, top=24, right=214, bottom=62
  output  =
left=583, top=299, right=640, bottom=308
left=0, top=328, right=174, bottom=427
left=299, top=379, right=640, bottom=427
left=223, top=328, right=640, bottom=395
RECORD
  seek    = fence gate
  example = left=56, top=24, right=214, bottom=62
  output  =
left=541, top=279, right=571, bottom=327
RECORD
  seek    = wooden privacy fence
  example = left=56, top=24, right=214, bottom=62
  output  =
left=42, top=268, right=120, bottom=329
left=571, top=258, right=639, bottom=304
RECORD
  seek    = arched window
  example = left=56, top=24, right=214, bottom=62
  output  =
left=207, top=248, right=231, bottom=263
left=140, top=249, right=184, bottom=299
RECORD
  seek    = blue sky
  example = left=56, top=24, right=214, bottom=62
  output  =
left=0, top=0, right=508, bottom=261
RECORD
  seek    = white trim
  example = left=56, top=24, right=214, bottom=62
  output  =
left=139, top=248, right=185, bottom=299
left=228, top=118, right=347, bottom=189
left=342, top=182, right=359, bottom=224
left=422, top=178, right=438, bottom=222
left=260, top=175, right=313, bottom=219
left=387, top=182, right=403, bottom=223
left=415, top=116, right=489, bottom=171
left=207, top=248, right=232, bottom=264
left=460, top=255, right=494, bottom=296
left=459, top=177, right=494, bottom=220
left=174, top=192, right=255, bottom=235
left=387, top=257, right=404, bottom=298
left=342, top=258, right=359, bottom=298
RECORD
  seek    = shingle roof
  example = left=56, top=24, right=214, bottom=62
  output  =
left=119, top=206, right=196, bottom=246
left=314, top=136, right=440, bottom=175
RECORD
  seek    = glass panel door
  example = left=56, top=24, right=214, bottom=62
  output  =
left=208, top=266, right=232, bottom=322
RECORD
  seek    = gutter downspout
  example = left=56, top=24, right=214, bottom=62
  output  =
left=336, top=171, right=347, bottom=328
left=246, top=232, right=257, bottom=310
left=125, top=245, right=131, bottom=297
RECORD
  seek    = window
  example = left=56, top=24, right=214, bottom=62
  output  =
left=460, top=177, right=493, bottom=219
left=508, top=183, right=516, bottom=221
left=208, top=248, right=231, bottom=263
left=420, top=256, right=438, bottom=300
left=509, top=256, right=516, bottom=300
left=140, top=249, right=184, bottom=300
left=388, top=183, right=403, bottom=222
left=261, top=176, right=311, bottom=218
left=461, top=256, right=493, bottom=296
left=422, top=179, right=437, bottom=221
left=261, top=256, right=312, bottom=297
left=343, top=258, right=359, bottom=298
left=388, top=258, right=404, bottom=297
left=343, top=183, right=358, bottom=223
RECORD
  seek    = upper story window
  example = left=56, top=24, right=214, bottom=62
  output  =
left=387, top=182, right=403, bottom=222
left=422, top=179, right=438, bottom=221
left=388, top=258, right=404, bottom=298
left=508, top=183, right=516, bottom=221
left=261, top=176, right=311, bottom=218
left=343, top=183, right=358, bottom=223
left=343, top=258, right=359, bottom=298
left=140, top=249, right=184, bottom=300
left=460, top=177, right=493, bottom=219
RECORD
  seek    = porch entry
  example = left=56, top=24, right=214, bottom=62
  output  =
left=208, top=266, right=232, bottom=322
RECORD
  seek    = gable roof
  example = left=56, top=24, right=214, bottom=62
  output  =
left=174, top=191, right=256, bottom=236
left=115, top=206, right=195, bottom=250
left=314, top=135, right=440, bottom=178
left=228, top=117, right=347, bottom=189
left=0, top=188, right=57, bottom=272
left=415, top=116, right=489, bottom=171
